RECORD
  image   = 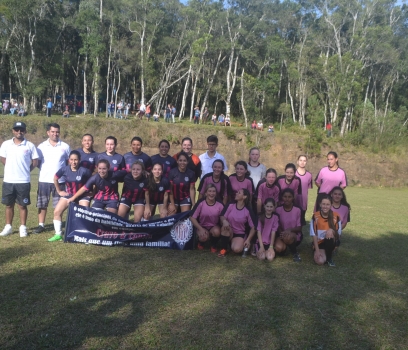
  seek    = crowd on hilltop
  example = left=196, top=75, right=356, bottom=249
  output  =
left=0, top=121, right=350, bottom=266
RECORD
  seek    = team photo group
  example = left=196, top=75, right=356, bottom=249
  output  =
left=0, top=121, right=350, bottom=267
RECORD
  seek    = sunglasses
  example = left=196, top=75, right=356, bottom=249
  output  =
left=13, top=128, right=26, bottom=132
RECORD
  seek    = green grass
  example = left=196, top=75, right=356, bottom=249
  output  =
left=1, top=171, right=408, bottom=348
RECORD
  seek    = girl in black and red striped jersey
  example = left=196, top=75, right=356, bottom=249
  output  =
left=150, top=140, right=177, bottom=178
left=277, top=163, right=302, bottom=208
left=144, top=163, right=171, bottom=219
left=77, top=134, right=97, bottom=172
left=190, top=184, right=224, bottom=253
left=229, top=161, right=255, bottom=203
left=117, top=161, right=147, bottom=222
left=168, top=152, right=196, bottom=213
left=123, top=137, right=152, bottom=172
left=67, top=159, right=126, bottom=214
left=197, top=159, right=231, bottom=205
left=218, top=188, right=257, bottom=257
left=275, top=188, right=303, bottom=263
left=173, top=137, right=201, bottom=182
left=49, top=150, right=92, bottom=242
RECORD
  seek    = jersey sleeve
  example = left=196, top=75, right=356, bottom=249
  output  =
left=190, top=199, right=204, bottom=219
left=55, top=167, right=65, bottom=179
left=220, top=203, right=232, bottom=217
left=84, top=175, right=96, bottom=191
left=197, top=174, right=209, bottom=194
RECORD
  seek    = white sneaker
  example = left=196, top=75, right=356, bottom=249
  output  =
left=0, top=225, right=13, bottom=236
left=19, top=226, right=28, bottom=238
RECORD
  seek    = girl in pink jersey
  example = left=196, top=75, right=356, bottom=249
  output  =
left=198, top=159, right=231, bottom=205
left=256, top=198, right=279, bottom=261
left=190, top=184, right=224, bottom=253
left=296, top=155, right=313, bottom=222
left=229, top=161, right=255, bottom=203
left=315, top=151, right=347, bottom=210
left=275, top=188, right=303, bottom=262
left=277, top=163, right=302, bottom=208
left=256, top=168, right=280, bottom=214
left=218, top=188, right=257, bottom=257
left=330, top=186, right=350, bottom=229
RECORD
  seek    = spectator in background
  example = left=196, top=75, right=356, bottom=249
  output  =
left=153, top=111, right=159, bottom=122
left=201, top=107, right=209, bottom=124
left=218, top=114, right=225, bottom=125
left=165, top=104, right=171, bottom=123
left=212, top=113, right=217, bottom=126
left=251, top=120, right=257, bottom=129
left=225, top=114, right=231, bottom=127
left=145, top=103, right=151, bottom=121
left=326, top=122, right=332, bottom=137
left=171, top=104, right=177, bottom=123
left=268, top=125, right=274, bottom=133
left=46, top=98, right=53, bottom=117
left=193, top=106, right=200, bottom=124
left=257, top=120, right=263, bottom=131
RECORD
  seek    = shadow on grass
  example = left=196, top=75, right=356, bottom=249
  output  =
left=0, top=231, right=407, bottom=349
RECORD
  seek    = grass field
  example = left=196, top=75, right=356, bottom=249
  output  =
left=1, top=167, right=407, bottom=349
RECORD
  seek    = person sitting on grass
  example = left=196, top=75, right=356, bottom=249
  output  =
left=274, top=188, right=303, bottom=263
left=257, top=120, right=263, bottom=131
left=144, top=163, right=171, bottom=219
left=49, top=150, right=92, bottom=242
left=67, top=159, right=126, bottom=214
left=251, top=120, right=257, bottom=129
left=117, top=161, right=147, bottom=222
left=311, top=195, right=342, bottom=267
left=255, top=198, right=279, bottom=261
left=225, top=114, right=231, bottom=126
left=190, top=184, right=224, bottom=253
left=62, top=110, right=70, bottom=118
left=218, top=114, right=225, bottom=125
left=218, top=188, right=257, bottom=257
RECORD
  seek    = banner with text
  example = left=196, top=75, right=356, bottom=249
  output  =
left=64, top=203, right=194, bottom=250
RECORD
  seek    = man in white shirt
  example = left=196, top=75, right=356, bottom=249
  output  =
left=0, top=122, right=39, bottom=237
left=199, top=135, right=228, bottom=178
left=34, top=123, right=70, bottom=234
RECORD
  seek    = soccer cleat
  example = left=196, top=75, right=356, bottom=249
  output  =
left=218, top=249, right=227, bottom=257
left=48, top=234, right=62, bottom=242
left=197, top=242, right=205, bottom=250
left=293, top=253, right=302, bottom=263
left=0, top=226, right=12, bottom=236
left=19, top=226, right=28, bottom=238
left=210, top=246, right=218, bottom=253
left=326, top=259, right=336, bottom=267
left=33, top=225, right=45, bottom=234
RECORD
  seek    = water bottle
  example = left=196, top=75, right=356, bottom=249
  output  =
left=242, top=247, right=249, bottom=258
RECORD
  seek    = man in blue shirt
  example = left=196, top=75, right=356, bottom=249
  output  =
left=46, top=98, right=53, bottom=117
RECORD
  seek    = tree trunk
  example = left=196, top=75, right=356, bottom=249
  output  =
left=240, top=69, right=248, bottom=127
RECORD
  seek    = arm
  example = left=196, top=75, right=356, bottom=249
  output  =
left=244, top=226, right=256, bottom=248
left=54, top=175, right=68, bottom=197
left=30, top=158, right=39, bottom=171
left=167, top=192, right=176, bottom=215
left=0, top=156, right=5, bottom=166
left=66, top=186, right=88, bottom=203
left=190, top=184, right=196, bottom=206
left=160, top=192, right=169, bottom=217
left=256, top=230, right=265, bottom=253
left=144, top=190, right=151, bottom=219
left=257, top=198, right=262, bottom=215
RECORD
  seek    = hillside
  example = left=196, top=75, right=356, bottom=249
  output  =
left=1, top=116, right=406, bottom=187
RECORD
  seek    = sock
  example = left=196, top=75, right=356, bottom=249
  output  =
left=39, top=223, right=44, bottom=227
left=220, top=235, right=229, bottom=250
left=210, top=235, right=219, bottom=248
left=53, top=220, right=62, bottom=235
left=324, top=238, right=335, bottom=261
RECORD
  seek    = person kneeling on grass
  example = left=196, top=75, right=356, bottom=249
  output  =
left=117, top=161, right=147, bottom=223
left=218, top=188, right=257, bottom=257
left=255, top=198, right=279, bottom=261
left=67, top=159, right=126, bottom=214
left=190, top=184, right=224, bottom=253
left=311, top=195, right=342, bottom=267
left=49, top=151, right=92, bottom=242
left=274, top=188, right=303, bottom=262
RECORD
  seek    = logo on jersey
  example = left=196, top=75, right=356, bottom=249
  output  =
left=111, top=180, right=116, bottom=184
left=76, top=176, right=81, bottom=181
left=184, top=177, right=189, bottom=181
left=166, top=161, right=170, bottom=164
left=159, top=186, right=164, bottom=191
left=171, top=219, right=193, bottom=246
left=23, top=198, right=29, bottom=204
left=89, top=158, right=94, bottom=162
left=112, top=160, right=117, bottom=164
left=139, top=183, right=144, bottom=188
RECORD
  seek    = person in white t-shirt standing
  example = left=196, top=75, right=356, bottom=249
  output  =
left=0, top=122, right=39, bottom=237
left=33, top=123, right=70, bottom=234
left=199, top=135, right=228, bottom=178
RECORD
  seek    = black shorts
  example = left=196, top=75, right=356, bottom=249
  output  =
left=175, top=197, right=191, bottom=207
left=2, top=182, right=31, bottom=206
left=119, top=197, right=145, bottom=207
left=255, top=242, right=271, bottom=252
left=92, top=199, right=119, bottom=210
left=232, top=233, right=246, bottom=240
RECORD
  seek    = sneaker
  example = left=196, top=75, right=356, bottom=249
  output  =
left=48, top=234, right=63, bottom=242
left=293, top=253, right=302, bottom=263
left=218, top=249, right=227, bottom=257
left=0, top=225, right=12, bottom=236
left=197, top=242, right=205, bottom=250
left=33, top=225, right=45, bottom=234
left=326, top=259, right=336, bottom=267
left=19, top=226, right=28, bottom=238
left=210, top=247, right=218, bottom=253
